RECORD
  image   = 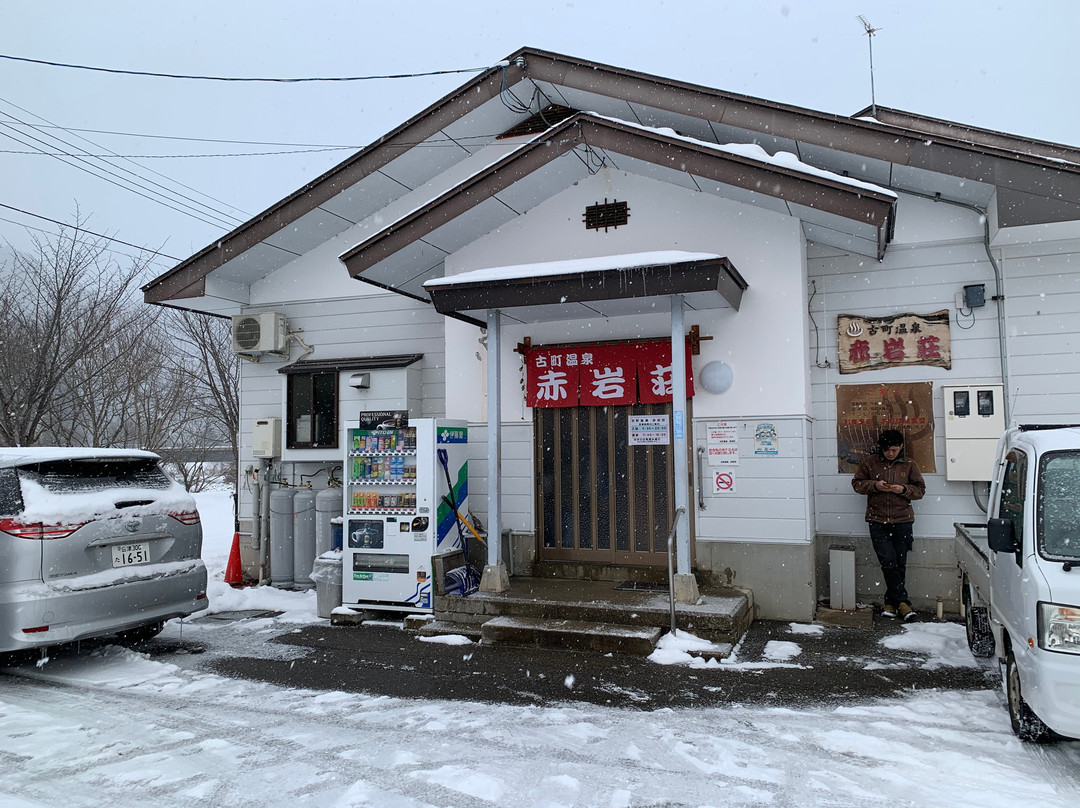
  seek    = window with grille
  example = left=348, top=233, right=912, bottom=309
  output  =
left=584, top=199, right=629, bottom=232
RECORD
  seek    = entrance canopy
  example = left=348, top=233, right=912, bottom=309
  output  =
left=423, top=251, right=746, bottom=327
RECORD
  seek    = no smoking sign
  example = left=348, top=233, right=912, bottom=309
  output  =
left=713, top=471, right=736, bottom=494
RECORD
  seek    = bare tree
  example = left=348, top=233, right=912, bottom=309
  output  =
left=1, top=221, right=240, bottom=494
left=164, top=310, right=240, bottom=489
left=0, top=222, right=156, bottom=446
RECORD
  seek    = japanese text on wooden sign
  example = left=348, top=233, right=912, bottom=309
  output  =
left=836, top=311, right=951, bottom=374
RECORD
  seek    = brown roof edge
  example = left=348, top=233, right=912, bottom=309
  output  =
left=516, top=48, right=1080, bottom=174
left=145, top=45, right=1076, bottom=307
left=141, top=59, right=530, bottom=301
left=852, top=105, right=1080, bottom=166
left=340, top=113, right=897, bottom=277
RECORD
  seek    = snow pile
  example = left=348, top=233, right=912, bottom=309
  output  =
left=193, top=490, right=320, bottom=625
left=417, top=634, right=474, bottom=645
left=648, top=629, right=725, bottom=668
left=763, top=640, right=802, bottom=661
left=879, top=622, right=981, bottom=669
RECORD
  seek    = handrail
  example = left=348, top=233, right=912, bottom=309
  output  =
left=696, top=445, right=706, bottom=510
left=667, top=506, right=687, bottom=634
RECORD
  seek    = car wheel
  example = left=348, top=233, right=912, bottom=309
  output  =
left=963, top=581, right=994, bottom=657
left=116, top=621, right=165, bottom=645
left=1005, top=650, right=1055, bottom=743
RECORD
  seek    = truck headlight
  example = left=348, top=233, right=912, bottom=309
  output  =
left=1038, top=602, right=1080, bottom=655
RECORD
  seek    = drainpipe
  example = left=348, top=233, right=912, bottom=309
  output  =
left=250, top=463, right=261, bottom=554
left=895, top=190, right=1011, bottom=426
left=259, top=458, right=272, bottom=585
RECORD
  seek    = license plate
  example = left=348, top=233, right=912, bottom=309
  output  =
left=112, top=542, right=150, bottom=567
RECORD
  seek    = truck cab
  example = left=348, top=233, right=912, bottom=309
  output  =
left=984, top=425, right=1080, bottom=741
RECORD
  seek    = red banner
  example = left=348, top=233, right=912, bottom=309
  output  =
left=526, top=340, right=693, bottom=408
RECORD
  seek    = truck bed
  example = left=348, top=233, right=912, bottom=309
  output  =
left=955, top=522, right=991, bottom=607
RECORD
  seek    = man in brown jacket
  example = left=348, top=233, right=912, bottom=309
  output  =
left=851, top=429, right=926, bottom=620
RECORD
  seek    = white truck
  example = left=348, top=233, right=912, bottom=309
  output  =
left=955, top=424, right=1080, bottom=742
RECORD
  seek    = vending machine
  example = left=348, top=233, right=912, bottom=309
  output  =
left=341, top=416, right=469, bottom=612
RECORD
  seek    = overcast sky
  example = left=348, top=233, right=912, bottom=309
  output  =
left=1, top=0, right=1075, bottom=274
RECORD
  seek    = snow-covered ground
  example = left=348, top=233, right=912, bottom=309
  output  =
left=3, top=490, right=1079, bottom=807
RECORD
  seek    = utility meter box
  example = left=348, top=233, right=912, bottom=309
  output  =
left=942, top=385, right=1004, bottom=481
left=252, top=417, right=282, bottom=459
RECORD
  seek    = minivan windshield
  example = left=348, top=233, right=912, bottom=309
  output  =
left=18, top=457, right=173, bottom=495
left=1038, top=450, right=1080, bottom=561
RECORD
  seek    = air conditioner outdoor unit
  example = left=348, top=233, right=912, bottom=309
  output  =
left=231, top=312, right=287, bottom=355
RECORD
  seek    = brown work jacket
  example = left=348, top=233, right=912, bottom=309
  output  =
left=851, top=451, right=926, bottom=524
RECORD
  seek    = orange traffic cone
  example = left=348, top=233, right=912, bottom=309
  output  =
left=224, top=532, right=245, bottom=587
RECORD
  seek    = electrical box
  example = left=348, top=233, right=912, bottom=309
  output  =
left=942, top=385, right=1004, bottom=481
left=252, top=417, right=282, bottom=458
left=963, top=284, right=986, bottom=309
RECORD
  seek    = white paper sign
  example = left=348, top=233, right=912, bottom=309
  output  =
left=628, top=414, right=670, bottom=445
left=754, top=422, right=779, bottom=456
left=706, top=421, right=739, bottom=466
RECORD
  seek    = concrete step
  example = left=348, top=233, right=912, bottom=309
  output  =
left=435, top=579, right=751, bottom=645
left=415, top=619, right=482, bottom=641
left=481, top=615, right=663, bottom=656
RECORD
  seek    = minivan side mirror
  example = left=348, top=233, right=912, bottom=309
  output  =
left=987, top=517, right=1020, bottom=553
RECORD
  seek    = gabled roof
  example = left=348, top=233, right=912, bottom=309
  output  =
left=143, top=47, right=1080, bottom=311
left=339, top=111, right=897, bottom=306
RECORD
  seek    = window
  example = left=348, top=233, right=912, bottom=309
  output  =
left=998, top=450, right=1027, bottom=552
left=287, top=372, right=338, bottom=449
left=1038, top=450, right=1080, bottom=562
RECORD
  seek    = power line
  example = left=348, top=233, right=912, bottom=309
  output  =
left=0, top=214, right=174, bottom=269
left=0, top=119, right=521, bottom=150
left=1, top=121, right=360, bottom=148
left=0, top=96, right=251, bottom=224
left=0, top=122, right=238, bottom=231
left=0, top=202, right=181, bottom=260
left=0, top=109, right=243, bottom=230
left=0, top=52, right=495, bottom=83
left=0, top=146, right=354, bottom=158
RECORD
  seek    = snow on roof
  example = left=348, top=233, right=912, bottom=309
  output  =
left=424, top=250, right=721, bottom=287
left=358, top=113, right=895, bottom=273
left=0, top=447, right=161, bottom=467
left=588, top=112, right=898, bottom=198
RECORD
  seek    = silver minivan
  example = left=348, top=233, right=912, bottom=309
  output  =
left=0, top=447, right=208, bottom=654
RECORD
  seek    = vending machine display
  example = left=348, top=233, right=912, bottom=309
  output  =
left=342, top=417, right=468, bottom=611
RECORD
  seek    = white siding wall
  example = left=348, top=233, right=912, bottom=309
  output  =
left=235, top=292, right=446, bottom=519
left=441, top=169, right=813, bottom=547
left=809, top=194, right=1080, bottom=540
left=999, top=238, right=1080, bottom=422
left=692, top=417, right=814, bottom=544
left=466, top=422, right=534, bottom=533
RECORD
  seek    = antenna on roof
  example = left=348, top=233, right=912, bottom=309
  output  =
left=857, top=14, right=883, bottom=118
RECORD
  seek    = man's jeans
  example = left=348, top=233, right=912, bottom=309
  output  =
left=869, top=521, right=914, bottom=608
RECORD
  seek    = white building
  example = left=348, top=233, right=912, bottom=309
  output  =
left=145, top=49, right=1080, bottom=621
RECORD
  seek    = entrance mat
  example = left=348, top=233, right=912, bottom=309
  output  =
left=614, top=581, right=669, bottom=592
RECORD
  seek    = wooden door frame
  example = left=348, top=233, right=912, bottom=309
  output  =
left=533, top=402, right=695, bottom=569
